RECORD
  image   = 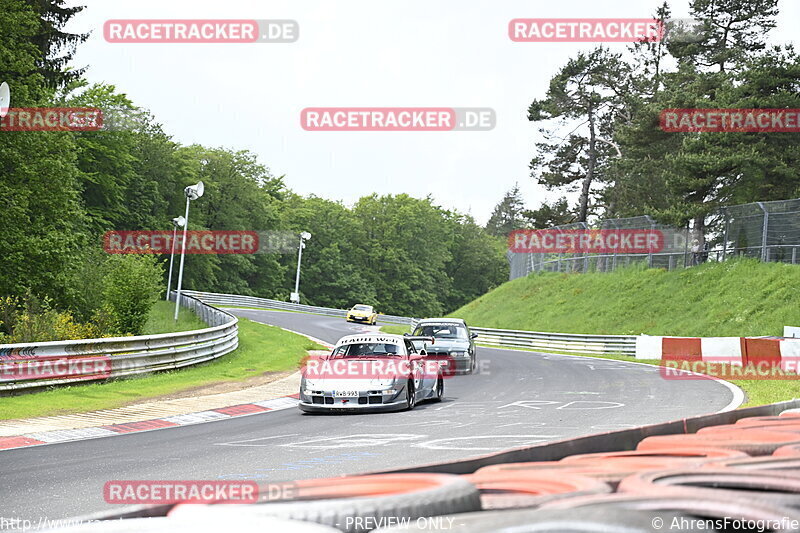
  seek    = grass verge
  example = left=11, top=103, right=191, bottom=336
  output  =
left=0, top=317, right=322, bottom=420
left=141, top=300, right=208, bottom=334
left=380, top=324, right=411, bottom=335
left=451, top=259, right=800, bottom=337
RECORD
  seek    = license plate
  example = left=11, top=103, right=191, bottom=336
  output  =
left=334, top=391, right=359, bottom=397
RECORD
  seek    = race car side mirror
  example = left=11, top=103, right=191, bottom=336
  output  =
left=471, top=333, right=478, bottom=339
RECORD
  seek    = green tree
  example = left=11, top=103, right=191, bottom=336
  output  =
left=99, top=254, right=163, bottom=335
left=444, top=214, right=507, bottom=311
left=485, top=184, right=525, bottom=236
left=522, top=198, right=575, bottom=228
left=22, top=0, right=88, bottom=88
left=528, top=47, right=631, bottom=221
left=0, top=0, right=88, bottom=308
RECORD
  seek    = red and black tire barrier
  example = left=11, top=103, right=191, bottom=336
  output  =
left=559, top=447, right=747, bottom=464
left=618, top=469, right=800, bottom=509
left=40, top=516, right=339, bottom=533
left=774, top=444, right=800, bottom=457
left=168, top=473, right=481, bottom=533
left=704, top=454, right=800, bottom=472
left=698, top=422, right=800, bottom=435
left=373, top=506, right=706, bottom=532
left=637, top=430, right=800, bottom=455
left=539, top=492, right=800, bottom=526
left=463, top=471, right=611, bottom=509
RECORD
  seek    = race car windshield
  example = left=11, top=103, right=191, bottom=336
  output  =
left=413, top=325, right=468, bottom=339
left=332, top=343, right=401, bottom=357
left=352, top=305, right=372, bottom=311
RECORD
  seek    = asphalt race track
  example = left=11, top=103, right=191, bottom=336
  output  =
left=0, top=309, right=740, bottom=524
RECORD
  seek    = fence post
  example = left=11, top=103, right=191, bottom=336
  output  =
left=721, top=207, right=729, bottom=261
left=683, top=222, right=690, bottom=268
left=757, top=202, right=768, bottom=262
left=610, top=220, right=618, bottom=271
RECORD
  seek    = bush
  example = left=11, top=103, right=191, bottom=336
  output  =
left=0, top=294, right=103, bottom=343
left=99, top=254, right=164, bottom=335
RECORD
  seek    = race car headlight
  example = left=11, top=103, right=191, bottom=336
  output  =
left=450, top=351, right=467, bottom=357
left=382, top=389, right=398, bottom=395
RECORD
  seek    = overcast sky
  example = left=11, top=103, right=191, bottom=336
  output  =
left=65, top=0, right=800, bottom=224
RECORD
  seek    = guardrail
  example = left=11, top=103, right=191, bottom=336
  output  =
left=181, top=290, right=417, bottom=326
left=184, top=291, right=635, bottom=356
left=470, top=327, right=637, bottom=356
left=0, top=292, right=238, bottom=392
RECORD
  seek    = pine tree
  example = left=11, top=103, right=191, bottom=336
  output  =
left=527, top=47, right=631, bottom=222
left=485, top=184, right=525, bottom=236
left=24, top=0, right=88, bottom=88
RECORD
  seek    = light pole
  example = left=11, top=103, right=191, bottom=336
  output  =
left=291, top=232, right=311, bottom=303
left=174, top=181, right=204, bottom=321
left=166, top=216, right=186, bottom=301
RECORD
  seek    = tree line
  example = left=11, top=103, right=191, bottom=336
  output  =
left=486, top=0, right=800, bottom=245
left=0, top=0, right=508, bottom=340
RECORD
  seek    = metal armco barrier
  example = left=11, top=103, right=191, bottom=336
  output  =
left=0, top=293, right=238, bottom=392
left=181, top=290, right=418, bottom=326
left=470, top=327, right=637, bottom=356
left=184, top=291, right=635, bottom=357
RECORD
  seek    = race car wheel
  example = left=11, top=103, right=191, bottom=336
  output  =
left=470, top=354, right=477, bottom=373
left=433, top=376, right=444, bottom=402
left=406, top=380, right=416, bottom=410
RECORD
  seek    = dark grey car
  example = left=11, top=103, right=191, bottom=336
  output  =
left=410, top=318, right=478, bottom=374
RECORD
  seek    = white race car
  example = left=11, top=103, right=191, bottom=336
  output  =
left=298, top=333, right=444, bottom=413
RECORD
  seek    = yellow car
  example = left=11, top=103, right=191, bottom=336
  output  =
left=346, top=304, right=378, bottom=325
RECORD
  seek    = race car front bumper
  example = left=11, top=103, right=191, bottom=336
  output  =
left=428, top=352, right=473, bottom=374
left=298, top=399, right=407, bottom=413
left=298, top=390, right=407, bottom=413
